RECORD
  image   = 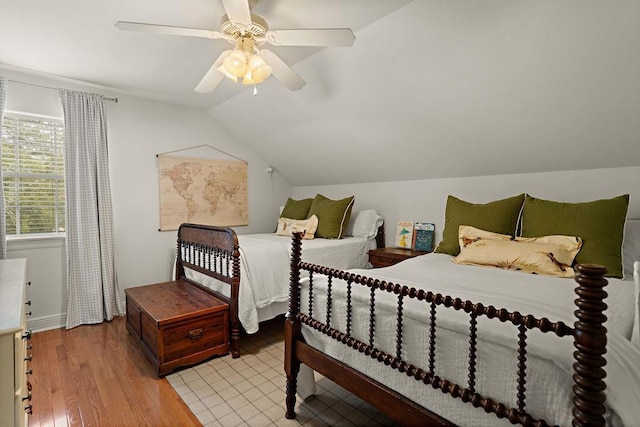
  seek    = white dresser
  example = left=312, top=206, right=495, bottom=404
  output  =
left=0, top=259, right=31, bottom=427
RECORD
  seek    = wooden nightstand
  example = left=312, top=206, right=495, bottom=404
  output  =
left=368, top=247, right=429, bottom=268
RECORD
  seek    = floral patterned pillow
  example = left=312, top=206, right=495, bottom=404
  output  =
left=276, top=215, right=319, bottom=240
left=453, top=225, right=583, bottom=278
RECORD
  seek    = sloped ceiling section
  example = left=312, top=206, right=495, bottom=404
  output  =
left=208, top=1, right=640, bottom=186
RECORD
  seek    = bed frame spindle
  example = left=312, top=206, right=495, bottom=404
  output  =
left=468, top=312, right=478, bottom=394
left=346, top=279, right=353, bottom=337
left=395, top=293, right=404, bottom=361
left=325, top=276, right=333, bottom=329
left=428, top=300, right=437, bottom=379
left=307, top=272, right=314, bottom=319
left=368, top=286, right=376, bottom=347
left=516, top=323, right=528, bottom=415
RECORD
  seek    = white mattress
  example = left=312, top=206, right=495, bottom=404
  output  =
left=186, top=233, right=376, bottom=333
left=297, top=253, right=640, bottom=426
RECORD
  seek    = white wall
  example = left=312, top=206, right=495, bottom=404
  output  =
left=293, top=166, right=640, bottom=247
left=1, top=68, right=292, bottom=331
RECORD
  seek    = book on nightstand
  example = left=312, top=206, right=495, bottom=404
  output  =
left=395, top=221, right=414, bottom=249
left=412, top=222, right=435, bottom=252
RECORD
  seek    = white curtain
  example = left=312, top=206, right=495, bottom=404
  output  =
left=59, top=89, right=124, bottom=329
left=0, top=77, right=7, bottom=259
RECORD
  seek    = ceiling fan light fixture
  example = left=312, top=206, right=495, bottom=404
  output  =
left=116, top=4, right=354, bottom=94
left=223, top=49, right=249, bottom=77
left=241, top=74, right=256, bottom=85
left=247, top=54, right=272, bottom=83
left=217, top=64, right=237, bottom=82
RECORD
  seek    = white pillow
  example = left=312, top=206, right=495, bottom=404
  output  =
left=623, top=220, right=640, bottom=277
left=633, top=261, right=640, bottom=348
left=346, top=209, right=383, bottom=240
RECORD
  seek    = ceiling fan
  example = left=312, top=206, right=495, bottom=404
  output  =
left=115, top=0, right=355, bottom=94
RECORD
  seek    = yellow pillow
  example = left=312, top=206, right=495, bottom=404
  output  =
left=276, top=215, right=319, bottom=240
left=453, top=225, right=583, bottom=278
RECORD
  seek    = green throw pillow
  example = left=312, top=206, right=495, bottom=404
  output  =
left=520, top=194, right=629, bottom=278
left=308, top=194, right=355, bottom=239
left=280, top=197, right=314, bottom=220
left=435, top=194, right=525, bottom=256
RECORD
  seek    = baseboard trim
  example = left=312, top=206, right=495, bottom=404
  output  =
left=27, top=313, right=66, bottom=332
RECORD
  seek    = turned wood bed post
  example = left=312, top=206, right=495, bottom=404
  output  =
left=572, top=264, right=608, bottom=427
left=285, top=232, right=303, bottom=419
left=230, top=243, right=241, bottom=358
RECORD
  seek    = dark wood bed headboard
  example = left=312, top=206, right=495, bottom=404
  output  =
left=175, top=223, right=242, bottom=357
left=375, top=223, right=385, bottom=249
left=175, top=223, right=239, bottom=283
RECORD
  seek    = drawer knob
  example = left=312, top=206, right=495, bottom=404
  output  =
left=27, top=381, right=32, bottom=391
left=27, top=281, right=32, bottom=286
left=24, top=354, right=33, bottom=362
left=24, top=404, right=33, bottom=415
left=22, top=330, right=32, bottom=340
left=25, top=369, right=33, bottom=375
left=26, top=311, right=32, bottom=316
left=188, top=328, right=204, bottom=340
left=26, top=345, right=32, bottom=350
left=22, top=392, right=32, bottom=402
left=26, top=300, right=32, bottom=306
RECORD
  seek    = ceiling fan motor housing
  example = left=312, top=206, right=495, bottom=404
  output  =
left=220, top=14, right=268, bottom=45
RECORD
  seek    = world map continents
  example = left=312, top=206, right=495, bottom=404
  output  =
left=158, top=156, right=248, bottom=230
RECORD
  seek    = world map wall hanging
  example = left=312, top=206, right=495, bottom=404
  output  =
left=157, top=147, right=248, bottom=231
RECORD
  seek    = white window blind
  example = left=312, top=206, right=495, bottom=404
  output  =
left=1, top=114, right=65, bottom=235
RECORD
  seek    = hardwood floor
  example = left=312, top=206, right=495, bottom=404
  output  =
left=27, top=316, right=201, bottom=427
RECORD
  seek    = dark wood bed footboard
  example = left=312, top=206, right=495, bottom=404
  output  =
left=175, top=223, right=242, bottom=358
left=284, top=232, right=609, bottom=426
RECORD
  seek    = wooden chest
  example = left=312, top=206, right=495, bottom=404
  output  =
left=125, top=280, right=229, bottom=376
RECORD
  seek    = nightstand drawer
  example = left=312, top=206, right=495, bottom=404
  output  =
left=368, top=247, right=428, bottom=268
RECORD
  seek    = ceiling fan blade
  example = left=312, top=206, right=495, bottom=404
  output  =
left=265, top=29, right=355, bottom=47
left=220, top=0, right=252, bottom=26
left=260, top=50, right=306, bottom=91
left=115, top=21, right=224, bottom=39
left=194, top=51, right=231, bottom=93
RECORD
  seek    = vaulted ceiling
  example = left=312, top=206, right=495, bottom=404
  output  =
left=2, top=1, right=639, bottom=186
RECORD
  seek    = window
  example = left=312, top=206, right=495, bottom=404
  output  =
left=1, top=114, right=65, bottom=236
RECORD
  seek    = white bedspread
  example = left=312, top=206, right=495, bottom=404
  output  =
left=297, top=254, right=640, bottom=426
left=186, top=233, right=375, bottom=333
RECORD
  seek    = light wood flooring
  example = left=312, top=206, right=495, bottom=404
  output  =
left=27, top=316, right=201, bottom=427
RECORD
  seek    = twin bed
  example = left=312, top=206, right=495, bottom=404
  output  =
left=176, top=204, right=384, bottom=357
left=174, top=193, right=640, bottom=425
left=282, top=194, right=640, bottom=426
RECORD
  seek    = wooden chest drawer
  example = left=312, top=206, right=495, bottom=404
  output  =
left=161, top=311, right=227, bottom=361
left=125, top=280, right=229, bottom=376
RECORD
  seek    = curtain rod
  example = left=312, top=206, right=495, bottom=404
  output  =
left=7, top=79, right=119, bottom=103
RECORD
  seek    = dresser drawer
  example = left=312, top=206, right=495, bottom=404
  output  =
left=0, top=259, right=30, bottom=427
